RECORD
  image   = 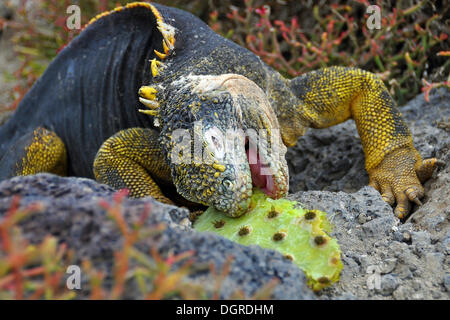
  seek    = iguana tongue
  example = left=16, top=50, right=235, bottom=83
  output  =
left=246, top=147, right=277, bottom=198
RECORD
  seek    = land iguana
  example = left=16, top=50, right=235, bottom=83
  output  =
left=0, top=2, right=443, bottom=218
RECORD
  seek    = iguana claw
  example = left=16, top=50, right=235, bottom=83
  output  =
left=368, top=146, right=443, bottom=219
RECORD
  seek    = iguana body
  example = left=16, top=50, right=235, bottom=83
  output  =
left=0, top=2, right=441, bottom=218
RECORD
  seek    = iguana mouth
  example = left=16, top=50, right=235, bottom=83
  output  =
left=245, top=138, right=279, bottom=198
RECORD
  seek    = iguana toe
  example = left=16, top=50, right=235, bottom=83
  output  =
left=405, top=186, right=424, bottom=206
left=416, top=158, right=445, bottom=183
left=394, top=193, right=411, bottom=219
left=380, top=186, right=395, bottom=206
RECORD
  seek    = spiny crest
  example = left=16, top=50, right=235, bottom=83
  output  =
left=83, top=2, right=177, bottom=124
left=136, top=2, right=177, bottom=123
left=83, top=1, right=176, bottom=56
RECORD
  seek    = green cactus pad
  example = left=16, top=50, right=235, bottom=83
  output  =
left=193, top=189, right=343, bottom=291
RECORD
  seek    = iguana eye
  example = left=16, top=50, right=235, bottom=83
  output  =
left=205, top=127, right=224, bottom=159
left=222, top=178, right=234, bottom=190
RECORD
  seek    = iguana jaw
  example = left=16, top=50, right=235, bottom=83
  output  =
left=196, top=74, right=289, bottom=208
left=154, top=73, right=288, bottom=217
left=215, top=74, right=289, bottom=214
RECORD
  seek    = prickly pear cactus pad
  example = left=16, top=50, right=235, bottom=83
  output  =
left=193, top=189, right=343, bottom=291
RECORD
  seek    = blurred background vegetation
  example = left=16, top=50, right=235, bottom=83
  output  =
left=0, top=0, right=448, bottom=112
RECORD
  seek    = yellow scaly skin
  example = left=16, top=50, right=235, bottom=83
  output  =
left=93, top=128, right=173, bottom=205
left=282, top=67, right=442, bottom=218
left=0, top=127, right=67, bottom=178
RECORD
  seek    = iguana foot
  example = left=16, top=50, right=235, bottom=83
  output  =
left=93, top=128, right=174, bottom=204
left=368, top=146, right=443, bottom=218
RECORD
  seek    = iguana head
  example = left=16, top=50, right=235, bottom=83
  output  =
left=140, top=74, right=288, bottom=217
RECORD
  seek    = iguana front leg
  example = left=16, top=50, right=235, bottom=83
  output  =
left=285, top=66, right=441, bottom=218
left=93, top=127, right=173, bottom=205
